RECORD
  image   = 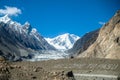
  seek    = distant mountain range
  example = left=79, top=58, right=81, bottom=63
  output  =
left=0, top=15, right=80, bottom=61
left=45, top=33, right=80, bottom=50
left=0, top=10, right=120, bottom=61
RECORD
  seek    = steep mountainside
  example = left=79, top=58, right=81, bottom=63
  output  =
left=68, top=29, right=99, bottom=56
left=0, top=15, right=55, bottom=61
left=78, top=10, right=120, bottom=59
left=45, top=33, right=80, bottom=50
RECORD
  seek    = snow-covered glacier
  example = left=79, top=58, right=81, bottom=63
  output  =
left=30, top=50, right=69, bottom=61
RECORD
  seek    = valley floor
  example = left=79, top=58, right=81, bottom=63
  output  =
left=0, top=58, right=120, bottom=80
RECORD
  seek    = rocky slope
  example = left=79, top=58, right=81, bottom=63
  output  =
left=0, top=15, right=55, bottom=61
left=78, top=10, right=120, bottom=59
left=68, top=29, right=99, bottom=56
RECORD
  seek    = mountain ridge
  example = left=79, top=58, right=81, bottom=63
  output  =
left=0, top=15, right=55, bottom=61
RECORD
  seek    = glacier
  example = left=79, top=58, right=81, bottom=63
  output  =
left=29, top=50, right=69, bottom=61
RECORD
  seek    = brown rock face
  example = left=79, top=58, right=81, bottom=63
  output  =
left=69, top=29, right=99, bottom=57
left=78, top=10, right=120, bottom=59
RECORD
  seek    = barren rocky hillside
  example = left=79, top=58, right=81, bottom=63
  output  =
left=78, top=10, right=120, bottom=59
left=68, top=29, right=99, bottom=56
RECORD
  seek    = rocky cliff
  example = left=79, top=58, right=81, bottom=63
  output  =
left=68, top=29, right=99, bottom=56
left=78, top=10, right=120, bottom=59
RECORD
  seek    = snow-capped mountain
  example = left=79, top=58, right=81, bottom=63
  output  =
left=0, top=15, right=79, bottom=61
left=0, top=15, right=55, bottom=49
left=0, top=14, right=11, bottom=23
left=0, top=15, right=55, bottom=61
left=45, top=33, right=80, bottom=50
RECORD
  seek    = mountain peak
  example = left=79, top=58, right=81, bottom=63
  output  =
left=56, top=33, right=70, bottom=39
left=45, top=33, right=80, bottom=50
left=56, top=33, right=79, bottom=39
left=31, top=28, right=37, bottom=34
left=0, top=14, right=11, bottom=23
left=23, top=21, right=32, bottom=34
left=115, top=10, right=120, bottom=16
left=24, top=21, right=30, bottom=26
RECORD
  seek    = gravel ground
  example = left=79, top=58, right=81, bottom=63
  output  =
left=0, top=58, right=120, bottom=80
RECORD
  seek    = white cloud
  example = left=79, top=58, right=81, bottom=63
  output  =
left=0, top=6, right=21, bottom=16
left=98, top=21, right=105, bottom=25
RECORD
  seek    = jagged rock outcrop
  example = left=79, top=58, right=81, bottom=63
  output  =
left=68, top=29, right=99, bottom=56
left=78, top=10, right=120, bottom=59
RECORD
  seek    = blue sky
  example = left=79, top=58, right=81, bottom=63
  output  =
left=0, top=0, right=120, bottom=37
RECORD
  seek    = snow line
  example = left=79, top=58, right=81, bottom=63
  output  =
left=74, top=73, right=118, bottom=78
